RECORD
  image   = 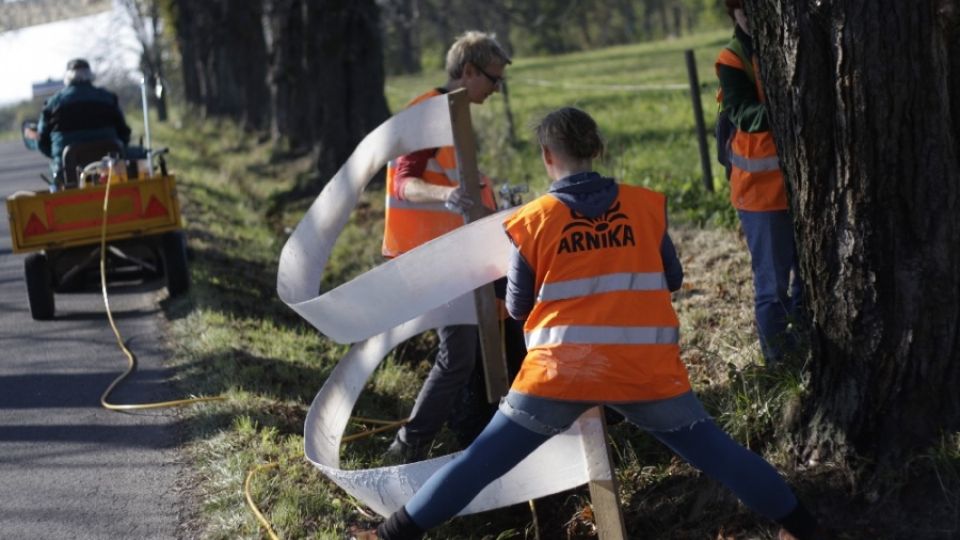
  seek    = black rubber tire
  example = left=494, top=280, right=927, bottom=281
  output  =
left=161, top=231, right=190, bottom=297
left=24, top=252, right=55, bottom=320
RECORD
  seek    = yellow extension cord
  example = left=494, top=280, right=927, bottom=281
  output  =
left=98, top=164, right=225, bottom=411
left=245, top=463, right=281, bottom=540
left=95, top=163, right=410, bottom=539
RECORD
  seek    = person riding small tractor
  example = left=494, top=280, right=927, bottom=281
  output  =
left=8, top=62, right=188, bottom=320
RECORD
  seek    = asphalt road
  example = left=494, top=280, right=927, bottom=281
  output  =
left=0, top=140, right=186, bottom=539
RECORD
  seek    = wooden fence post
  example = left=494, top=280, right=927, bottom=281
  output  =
left=685, top=48, right=714, bottom=193
left=581, top=407, right=627, bottom=539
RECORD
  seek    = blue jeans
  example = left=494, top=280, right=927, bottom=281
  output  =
left=403, top=391, right=797, bottom=531
left=738, top=209, right=804, bottom=363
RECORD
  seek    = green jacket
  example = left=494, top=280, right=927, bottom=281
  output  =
left=716, top=26, right=770, bottom=134
left=37, top=81, right=131, bottom=175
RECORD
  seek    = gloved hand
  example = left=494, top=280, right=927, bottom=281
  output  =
left=444, top=188, right=474, bottom=214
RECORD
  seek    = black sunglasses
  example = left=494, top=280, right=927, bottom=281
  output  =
left=474, top=63, right=505, bottom=88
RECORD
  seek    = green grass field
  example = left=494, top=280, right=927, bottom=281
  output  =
left=117, top=29, right=836, bottom=539
left=387, top=29, right=736, bottom=229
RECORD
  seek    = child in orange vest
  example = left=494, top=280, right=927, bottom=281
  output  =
left=368, top=107, right=821, bottom=540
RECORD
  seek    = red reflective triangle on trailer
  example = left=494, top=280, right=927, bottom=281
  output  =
left=143, top=196, right=168, bottom=218
left=23, top=213, right=48, bottom=237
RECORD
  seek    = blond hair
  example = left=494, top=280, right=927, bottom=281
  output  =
left=445, top=30, right=512, bottom=80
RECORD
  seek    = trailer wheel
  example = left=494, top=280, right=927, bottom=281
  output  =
left=162, top=231, right=190, bottom=297
left=25, top=253, right=55, bottom=320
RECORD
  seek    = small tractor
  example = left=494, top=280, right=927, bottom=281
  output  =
left=7, top=81, right=188, bottom=320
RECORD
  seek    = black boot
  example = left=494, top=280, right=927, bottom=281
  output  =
left=377, top=506, right=425, bottom=540
left=777, top=500, right=821, bottom=540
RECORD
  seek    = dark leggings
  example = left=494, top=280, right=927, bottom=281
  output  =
left=405, top=411, right=798, bottom=530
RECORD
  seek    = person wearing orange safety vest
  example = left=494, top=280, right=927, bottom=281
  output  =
left=716, top=0, right=804, bottom=365
left=382, top=31, right=512, bottom=464
left=370, top=108, right=821, bottom=540
left=382, top=88, right=497, bottom=257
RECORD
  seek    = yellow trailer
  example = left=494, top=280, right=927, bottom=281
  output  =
left=6, top=171, right=190, bottom=320
left=13, top=77, right=190, bottom=320
left=6, top=175, right=182, bottom=254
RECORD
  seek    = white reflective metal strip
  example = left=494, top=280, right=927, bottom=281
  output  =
left=525, top=325, right=679, bottom=348
left=385, top=195, right=455, bottom=213
left=729, top=152, right=780, bottom=173
left=537, top=272, right=667, bottom=302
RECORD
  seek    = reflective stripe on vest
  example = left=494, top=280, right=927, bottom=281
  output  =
left=728, top=129, right=787, bottom=210
left=525, top=325, right=679, bottom=349
left=537, top=271, right=667, bottom=302
left=715, top=38, right=787, bottom=212
left=425, top=157, right=460, bottom=182
left=728, top=151, right=780, bottom=173
left=385, top=196, right=452, bottom=213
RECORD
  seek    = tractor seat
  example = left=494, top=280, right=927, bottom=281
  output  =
left=61, top=139, right=124, bottom=188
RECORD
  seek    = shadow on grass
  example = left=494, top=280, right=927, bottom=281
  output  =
left=163, top=241, right=305, bottom=328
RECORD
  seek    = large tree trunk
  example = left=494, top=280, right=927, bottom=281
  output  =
left=382, top=0, right=422, bottom=75
left=749, top=0, right=960, bottom=470
left=215, top=1, right=270, bottom=130
left=165, top=0, right=200, bottom=106
left=304, top=0, right=390, bottom=190
left=618, top=0, right=636, bottom=42
left=263, top=0, right=313, bottom=147
left=169, top=0, right=269, bottom=130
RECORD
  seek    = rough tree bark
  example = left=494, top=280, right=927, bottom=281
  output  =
left=304, top=0, right=390, bottom=190
left=263, top=0, right=313, bottom=147
left=618, top=0, right=637, bottom=42
left=381, top=0, right=422, bottom=75
left=215, top=1, right=270, bottom=130
left=168, top=0, right=269, bottom=130
left=164, top=0, right=200, bottom=106
left=749, top=0, right=960, bottom=470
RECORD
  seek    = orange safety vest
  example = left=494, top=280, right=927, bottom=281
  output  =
left=716, top=46, right=788, bottom=211
left=382, top=89, right=496, bottom=258
left=502, top=185, right=691, bottom=402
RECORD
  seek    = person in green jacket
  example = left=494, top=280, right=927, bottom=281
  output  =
left=716, top=0, right=804, bottom=365
left=37, top=58, right=131, bottom=182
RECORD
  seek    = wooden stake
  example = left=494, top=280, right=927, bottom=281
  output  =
left=580, top=407, right=627, bottom=539
left=447, top=89, right=509, bottom=403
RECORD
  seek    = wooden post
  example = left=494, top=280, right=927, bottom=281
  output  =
left=580, top=408, right=627, bottom=540
left=447, top=89, right=509, bottom=403
left=685, top=48, right=714, bottom=193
